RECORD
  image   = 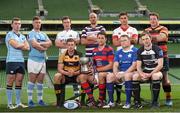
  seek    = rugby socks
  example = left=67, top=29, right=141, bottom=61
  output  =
left=80, top=89, right=86, bottom=105
left=73, top=84, right=80, bottom=100
left=54, top=84, right=65, bottom=106
left=115, top=84, right=122, bottom=102
left=163, top=85, right=172, bottom=101
left=125, top=81, right=132, bottom=104
left=106, top=83, right=114, bottom=103
left=37, top=83, right=43, bottom=102
left=98, top=84, right=106, bottom=101
left=132, top=81, right=141, bottom=104
left=27, top=82, right=35, bottom=102
left=6, top=85, right=13, bottom=105
left=81, top=82, right=94, bottom=100
left=15, top=86, right=22, bottom=105
left=152, top=80, right=161, bottom=104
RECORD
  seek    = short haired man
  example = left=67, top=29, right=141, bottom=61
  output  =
left=133, top=32, right=163, bottom=108
left=113, top=35, right=139, bottom=109
left=81, top=12, right=106, bottom=105
left=92, top=32, right=115, bottom=108
left=53, top=38, right=84, bottom=108
left=55, top=16, right=80, bottom=101
left=5, top=17, right=29, bottom=109
left=27, top=16, right=52, bottom=107
left=143, top=12, right=172, bottom=106
left=112, top=12, right=138, bottom=104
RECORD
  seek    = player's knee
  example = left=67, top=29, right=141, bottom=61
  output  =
left=54, top=73, right=63, bottom=84
left=152, top=72, right=162, bottom=80
left=124, top=73, right=132, bottom=81
left=132, top=73, right=139, bottom=80
left=106, top=73, right=115, bottom=82
left=78, top=74, right=87, bottom=83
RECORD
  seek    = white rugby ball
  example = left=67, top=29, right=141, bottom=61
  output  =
left=64, top=100, right=79, bottom=110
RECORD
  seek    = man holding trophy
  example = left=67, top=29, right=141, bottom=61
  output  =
left=53, top=38, right=97, bottom=108
left=80, top=12, right=106, bottom=105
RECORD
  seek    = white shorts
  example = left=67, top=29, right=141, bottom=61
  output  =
left=27, top=59, right=46, bottom=74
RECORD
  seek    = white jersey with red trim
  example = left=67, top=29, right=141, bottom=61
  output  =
left=112, top=26, right=138, bottom=50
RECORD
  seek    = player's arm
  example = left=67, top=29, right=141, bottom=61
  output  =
left=55, top=38, right=68, bottom=48
left=22, top=40, right=30, bottom=50
left=40, top=39, right=52, bottom=48
left=150, top=57, right=163, bottom=76
left=30, top=39, right=47, bottom=51
left=113, top=61, right=119, bottom=75
left=112, top=35, right=121, bottom=47
left=81, top=36, right=97, bottom=45
left=58, top=63, right=69, bottom=75
left=136, top=60, right=145, bottom=77
left=125, top=61, right=137, bottom=73
left=9, top=39, right=25, bottom=49
left=155, top=32, right=168, bottom=42
left=97, top=61, right=113, bottom=72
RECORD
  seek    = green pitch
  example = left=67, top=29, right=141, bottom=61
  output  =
left=0, top=85, right=180, bottom=112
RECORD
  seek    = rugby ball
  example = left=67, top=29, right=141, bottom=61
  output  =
left=63, top=100, right=79, bottom=110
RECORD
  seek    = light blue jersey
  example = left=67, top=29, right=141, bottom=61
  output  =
left=114, top=46, right=138, bottom=71
left=28, top=30, right=49, bottom=62
left=5, top=31, right=26, bottom=62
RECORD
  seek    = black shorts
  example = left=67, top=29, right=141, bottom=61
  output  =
left=64, top=75, right=78, bottom=84
left=161, top=57, right=169, bottom=72
left=6, top=62, right=25, bottom=75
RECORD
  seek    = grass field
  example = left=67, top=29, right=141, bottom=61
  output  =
left=0, top=85, right=180, bottom=112
left=0, top=67, right=180, bottom=112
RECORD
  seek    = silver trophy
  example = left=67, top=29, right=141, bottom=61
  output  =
left=80, top=57, right=90, bottom=73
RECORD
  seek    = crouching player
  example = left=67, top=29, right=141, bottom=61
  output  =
left=54, top=38, right=96, bottom=108
left=113, top=35, right=139, bottom=109
left=92, top=32, right=115, bottom=107
left=133, top=32, right=163, bottom=108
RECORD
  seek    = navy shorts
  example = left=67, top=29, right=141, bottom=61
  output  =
left=6, top=62, right=25, bottom=75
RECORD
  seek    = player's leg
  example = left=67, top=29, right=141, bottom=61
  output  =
left=132, top=72, right=142, bottom=109
left=151, top=72, right=163, bottom=108
left=123, top=72, right=133, bottom=109
left=162, top=58, right=172, bottom=106
left=27, top=59, right=39, bottom=107
left=6, top=62, right=16, bottom=109
left=36, top=62, right=46, bottom=106
left=14, top=62, right=27, bottom=109
left=53, top=73, right=65, bottom=107
left=79, top=74, right=95, bottom=107
left=115, top=72, right=124, bottom=106
left=97, top=72, right=106, bottom=107
left=103, top=73, right=115, bottom=108
left=72, top=84, right=80, bottom=101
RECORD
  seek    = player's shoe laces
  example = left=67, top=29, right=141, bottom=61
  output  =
left=103, top=101, right=115, bottom=108
left=115, top=100, right=122, bottom=106
left=134, top=103, right=143, bottom=109
left=122, top=103, right=131, bottom=109
left=96, top=100, right=106, bottom=108
left=165, top=99, right=173, bottom=106
left=28, top=100, right=35, bottom=107
left=7, top=104, right=15, bottom=109
left=14, top=103, right=28, bottom=108
left=38, top=100, right=47, bottom=106
left=151, top=102, right=160, bottom=109
left=86, top=98, right=96, bottom=107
